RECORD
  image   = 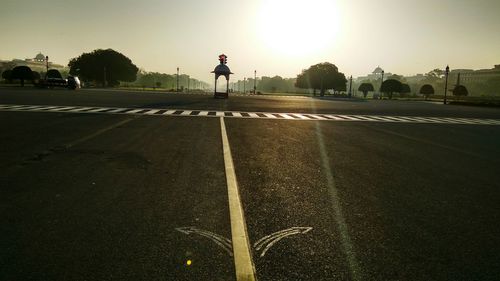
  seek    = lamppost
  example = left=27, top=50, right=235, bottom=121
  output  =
left=176, top=67, right=179, bottom=92
left=380, top=70, right=384, bottom=99
left=45, top=56, right=49, bottom=79
left=444, top=65, right=450, bottom=105
left=254, top=70, right=257, bottom=95
left=348, top=75, right=353, bottom=98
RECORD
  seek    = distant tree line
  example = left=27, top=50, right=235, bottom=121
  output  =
left=356, top=78, right=468, bottom=100
left=130, top=71, right=210, bottom=91
left=232, top=62, right=349, bottom=96
left=0, top=48, right=210, bottom=89
left=0, top=65, right=64, bottom=86
left=352, top=68, right=496, bottom=99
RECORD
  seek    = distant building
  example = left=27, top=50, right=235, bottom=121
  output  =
left=0, top=52, right=65, bottom=73
left=405, top=74, right=426, bottom=84
left=34, top=52, right=46, bottom=62
left=355, top=66, right=393, bottom=82
left=449, top=65, right=500, bottom=83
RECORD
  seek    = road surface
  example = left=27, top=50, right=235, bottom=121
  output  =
left=1, top=88, right=499, bottom=280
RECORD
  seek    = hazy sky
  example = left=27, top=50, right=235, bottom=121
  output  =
left=1, top=0, right=499, bottom=82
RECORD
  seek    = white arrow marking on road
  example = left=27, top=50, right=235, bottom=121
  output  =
left=254, top=227, right=313, bottom=257
left=176, top=227, right=233, bottom=256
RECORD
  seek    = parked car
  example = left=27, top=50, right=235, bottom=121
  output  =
left=67, top=76, right=81, bottom=89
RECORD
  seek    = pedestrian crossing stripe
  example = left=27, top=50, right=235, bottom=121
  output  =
left=1, top=104, right=499, bottom=125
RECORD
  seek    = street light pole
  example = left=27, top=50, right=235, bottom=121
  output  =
left=348, top=75, right=353, bottom=98
left=380, top=70, right=385, bottom=99
left=45, top=56, right=49, bottom=80
left=444, top=65, right=450, bottom=105
left=254, top=70, right=257, bottom=95
left=176, top=67, right=179, bottom=92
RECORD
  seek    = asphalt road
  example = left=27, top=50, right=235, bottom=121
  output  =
left=1, top=88, right=500, bottom=280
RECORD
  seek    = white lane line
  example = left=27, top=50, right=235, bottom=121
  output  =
left=393, top=116, right=426, bottom=123
left=436, top=117, right=477, bottom=124
left=293, top=113, right=310, bottom=120
left=473, top=119, right=498, bottom=125
left=341, top=115, right=366, bottom=121
left=220, top=117, right=256, bottom=281
left=349, top=115, right=378, bottom=121
left=67, top=107, right=94, bottom=112
left=163, top=110, right=176, bottom=115
left=449, top=117, right=498, bottom=125
left=308, top=114, right=328, bottom=120
left=263, top=113, right=277, bottom=119
left=324, top=114, right=348, bottom=121
left=367, top=116, right=398, bottom=122
left=402, top=116, right=440, bottom=123
left=380, top=116, right=411, bottom=122
left=13, top=105, right=42, bottom=110
left=423, top=117, right=456, bottom=123
left=87, top=107, right=110, bottom=112
left=144, top=109, right=160, bottom=115
left=50, top=106, right=77, bottom=111
left=126, top=109, right=144, bottom=114
left=483, top=119, right=500, bottom=125
left=33, top=106, right=60, bottom=110
left=2, top=104, right=499, bottom=126
left=106, top=108, right=129, bottom=113
left=4, top=105, right=28, bottom=109
left=279, top=113, right=296, bottom=120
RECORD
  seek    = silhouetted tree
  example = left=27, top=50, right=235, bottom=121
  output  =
left=400, top=83, right=411, bottom=97
left=68, top=48, right=138, bottom=87
left=47, top=69, right=63, bottom=79
left=11, top=66, right=33, bottom=86
left=2, top=69, right=13, bottom=83
left=419, top=84, right=435, bottom=100
left=426, top=68, right=445, bottom=79
left=358, top=83, right=374, bottom=98
left=295, top=62, right=347, bottom=96
left=254, top=76, right=297, bottom=93
left=295, top=73, right=311, bottom=94
left=387, top=74, right=405, bottom=82
left=380, top=79, right=402, bottom=99
left=453, top=85, right=468, bottom=100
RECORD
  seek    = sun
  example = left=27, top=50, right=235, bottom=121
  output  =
left=257, top=0, right=340, bottom=57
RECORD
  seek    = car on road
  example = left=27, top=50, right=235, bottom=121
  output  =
left=67, top=76, right=81, bottom=89
left=35, top=76, right=81, bottom=90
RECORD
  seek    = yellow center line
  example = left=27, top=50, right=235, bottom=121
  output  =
left=220, top=117, right=257, bottom=281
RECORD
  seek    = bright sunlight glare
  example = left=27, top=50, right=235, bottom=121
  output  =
left=257, top=0, right=340, bottom=57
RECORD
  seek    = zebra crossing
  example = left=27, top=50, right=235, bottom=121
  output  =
left=1, top=104, right=499, bottom=125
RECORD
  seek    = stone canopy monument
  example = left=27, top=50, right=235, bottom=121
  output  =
left=212, top=54, right=233, bottom=99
